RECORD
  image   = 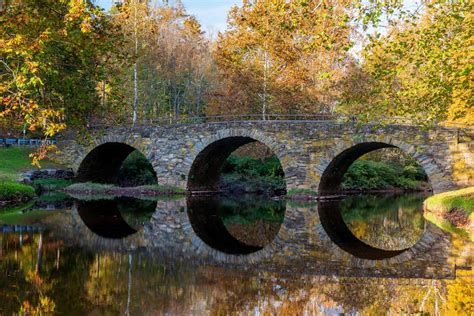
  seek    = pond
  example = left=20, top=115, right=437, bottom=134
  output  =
left=0, top=193, right=472, bottom=314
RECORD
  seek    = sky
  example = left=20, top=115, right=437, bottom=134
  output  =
left=95, top=0, right=241, bottom=34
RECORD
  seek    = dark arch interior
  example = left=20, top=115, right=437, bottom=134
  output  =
left=77, top=198, right=156, bottom=239
left=319, top=142, right=398, bottom=195
left=188, top=136, right=259, bottom=192
left=77, top=142, right=155, bottom=184
left=186, top=137, right=286, bottom=255
left=78, top=199, right=138, bottom=239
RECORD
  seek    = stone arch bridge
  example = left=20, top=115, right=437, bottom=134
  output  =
left=57, top=119, right=474, bottom=194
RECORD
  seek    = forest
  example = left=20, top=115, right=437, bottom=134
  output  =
left=1, top=0, right=472, bottom=150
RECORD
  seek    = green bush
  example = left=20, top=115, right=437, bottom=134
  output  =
left=222, top=155, right=285, bottom=178
left=220, top=155, right=286, bottom=194
left=0, top=181, right=36, bottom=201
left=118, top=150, right=157, bottom=187
left=342, top=160, right=427, bottom=190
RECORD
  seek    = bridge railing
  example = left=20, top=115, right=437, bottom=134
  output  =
left=87, top=113, right=473, bottom=134
left=144, top=113, right=339, bottom=125
left=0, top=137, right=57, bottom=147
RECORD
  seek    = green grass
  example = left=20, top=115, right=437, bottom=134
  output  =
left=287, top=188, right=318, bottom=197
left=424, top=187, right=474, bottom=215
left=0, top=147, right=64, bottom=181
left=64, top=182, right=186, bottom=195
left=424, top=187, right=474, bottom=241
left=0, top=181, right=36, bottom=201
left=33, top=178, right=73, bottom=190
left=424, top=212, right=471, bottom=240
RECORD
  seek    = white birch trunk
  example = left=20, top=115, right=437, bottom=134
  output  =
left=132, top=1, right=139, bottom=127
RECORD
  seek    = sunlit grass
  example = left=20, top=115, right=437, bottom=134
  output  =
left=0, top=147, right=64, bottom=181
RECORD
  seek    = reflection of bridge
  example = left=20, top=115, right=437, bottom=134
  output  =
left=53, top=119, right=473, bottom=275
left=58, top=118, right=473, bottom=194
left=39, top=198, right=456, bottom=279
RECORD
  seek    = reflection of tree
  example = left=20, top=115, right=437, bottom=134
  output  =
left=341, top=194, right=426, bottom=250
left=1, top=231, right=472, bottom=314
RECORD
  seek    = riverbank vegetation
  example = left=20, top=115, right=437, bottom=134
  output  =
left=0, top=181, right=36, bottom=206
left=62, top=182, right=186, bottom=199
left=424, top=187, right=474, bottom=241
left=0, top=147, right=65, bottom=204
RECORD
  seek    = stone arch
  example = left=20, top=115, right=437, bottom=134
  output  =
left=75, top=136, right=154, bottom=184
left=317, top=137, right=449, bottom=195
left=315, top=137, right=448, bottom=260
left=187, top=128, right=290, bottom=192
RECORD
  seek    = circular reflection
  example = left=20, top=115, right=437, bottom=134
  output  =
left=318, top=194, right=426, bottom=260
left=187, top=195, right=285, bottom=255
left=77, top=198, right=156, bottom=239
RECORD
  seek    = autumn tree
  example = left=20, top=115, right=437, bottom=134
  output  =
left=110, top=0, right=217, bottom=123
left=338, top=0, right=473, bottom=126
left=0, top=0, right=120, bottom=163
left=212, top=0, right=356, bottom=117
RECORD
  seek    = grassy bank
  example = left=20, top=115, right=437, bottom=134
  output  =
left=0, top=181, right=36, bottom=205
left=0, top=147, right=63, bottom=181
left=63, top=182, right=186, bottom=199
left=424, top=187, right=474, bottom=241
left=0, top=147, right=66, bottom=205
left=221, top=155, right=429, bottom=197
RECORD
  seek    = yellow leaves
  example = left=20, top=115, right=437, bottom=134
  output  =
left=30, top=145, right=58, bottom=168
left=80, top=15, right=93, bottom=33
left=19, top=296, right=56, bottom=315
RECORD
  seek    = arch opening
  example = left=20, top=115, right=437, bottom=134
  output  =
left=186, top=136, right=286, bottom=255
left=188, top=136, right=257, bottom=192
left=318, top=142, right=431, bottom=259
left=76, top=142, right=157, bottom=185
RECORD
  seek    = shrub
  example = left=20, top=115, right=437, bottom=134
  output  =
left=342, top=160, right=427, bottom=190
left=0, top=181, right=36, bottom=201
left=117, top=150, right=157, bottom=187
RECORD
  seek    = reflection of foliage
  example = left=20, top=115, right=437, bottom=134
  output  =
left=116, top=198, right=156, bottom=230
left=217, top=196, right=285, bottom=226
left=20, top=296, right=55, bottom=315
left=340, top=194, right=426, bottom=250
left=0, top=231, right=472, bottom=314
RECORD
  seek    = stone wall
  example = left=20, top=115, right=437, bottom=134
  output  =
left=56, top=121, right=474, bottom=194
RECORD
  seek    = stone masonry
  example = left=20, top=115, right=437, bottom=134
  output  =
left=56, top=121, right=474, bottom=194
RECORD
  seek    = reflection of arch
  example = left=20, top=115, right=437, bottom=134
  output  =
left=318, top=199, right=412, bottom=260
left=316, top=140, right=443, bottom=260
left=318, top=141, right=439, bottom=194
left=76, top=142, right=155, bottom=184
left=77, top=200, right=137, bottom=239
left=187, top=197, right=262, bottom=255
left=187, top=132, right=287, bottom=192
left=77, top=198, right=157, bottom=239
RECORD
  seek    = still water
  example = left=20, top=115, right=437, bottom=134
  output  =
left=0, top=193, right=472, bottom=314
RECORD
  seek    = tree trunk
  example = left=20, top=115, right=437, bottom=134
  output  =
left=132, top=1, right=139, bottom=127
